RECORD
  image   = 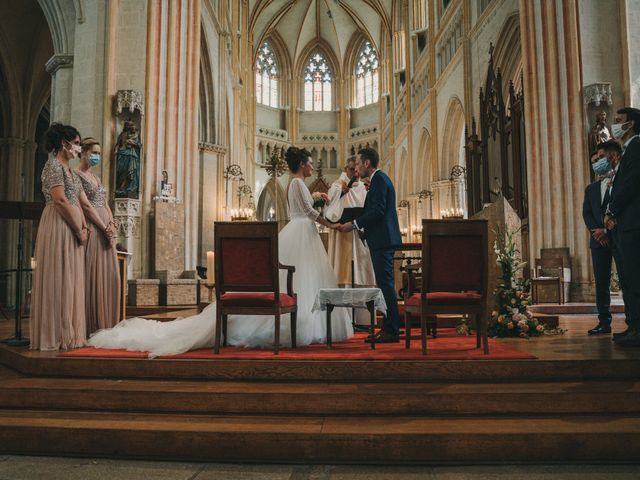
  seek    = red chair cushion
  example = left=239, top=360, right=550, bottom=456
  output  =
left=429, top=235, right=483, bottom=289
left=405, top=291, right=482, bottom=306
left=221, top=238, right=273, bottom=287
left=220, top=292, right=296, bottom=308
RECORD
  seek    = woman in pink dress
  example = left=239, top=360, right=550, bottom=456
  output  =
left=77, top=137, right=120, bottom=333
left=30, top=124, right=113, bottom=350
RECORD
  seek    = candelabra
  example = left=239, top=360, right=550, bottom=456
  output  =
left=232, top=183, right=254, bottom=221
left=441, top=165, right=467, bottom=219
left=261, top=147, right=288, bottom=222
left=224, top=164, right=244, bottom=220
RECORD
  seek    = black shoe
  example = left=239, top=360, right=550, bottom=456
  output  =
left=588, top=324, right=612, bottom=335
left=353, top=324, right=371, bottom=333
left=365, top=331, right=399, bottom=343
left=613, top=330, right=640, bottom=347
left=613, top=328, right=632, bottom=339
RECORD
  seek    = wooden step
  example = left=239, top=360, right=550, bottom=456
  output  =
left=1, top=409, right=640, bottom=463
left=2, top=377, right=639, bottom=416
left=3, top=347, right=640, bottom=382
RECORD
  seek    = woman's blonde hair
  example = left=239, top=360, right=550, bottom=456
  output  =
left=81, top=137, right=101, bottom=153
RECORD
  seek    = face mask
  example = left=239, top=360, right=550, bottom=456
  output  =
left=88, top=154, right=100, bottom=167
left=592, top=157, right=611, bottom=175
left=65, top=142, right=82, bottom=157
left=611, top=121, right=629, bottom=139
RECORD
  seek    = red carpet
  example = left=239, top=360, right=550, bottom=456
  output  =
left=59, top=329, right=536, bottom=360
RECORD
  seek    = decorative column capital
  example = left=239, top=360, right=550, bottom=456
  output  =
left=113, top=198, right=141, bottom=238
left=583, top=83, right=612, bottom=107
left=115, top=90, right=144, bottom=114
left=45, top=54, right=74, bottom=75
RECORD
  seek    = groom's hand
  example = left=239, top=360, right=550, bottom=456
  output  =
left=337, top=222, right=353, bottom=233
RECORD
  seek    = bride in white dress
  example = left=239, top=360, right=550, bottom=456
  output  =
left=88, top=146, right=353, bottom=357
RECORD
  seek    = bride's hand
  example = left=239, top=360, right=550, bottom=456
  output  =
left=312, top=192, right=329, bottom=203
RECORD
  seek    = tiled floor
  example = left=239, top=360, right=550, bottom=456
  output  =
left=0, top=457, right=639, bottom=480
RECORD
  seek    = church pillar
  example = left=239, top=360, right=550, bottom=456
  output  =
left=69, top=0, right=108, bottom=154
left=45, top=55, right=74, bottom=123
left=520, top=0, right=590, bottom=300
left=619, top=0, right=640, bottom=105
left=143, top=0, right=201, bottom=273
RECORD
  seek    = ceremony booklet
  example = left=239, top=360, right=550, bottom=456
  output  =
left=329, top=206, right=365, bottom=224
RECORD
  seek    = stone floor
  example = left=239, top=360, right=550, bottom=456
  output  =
left=0, top=456, right=639, bottom=480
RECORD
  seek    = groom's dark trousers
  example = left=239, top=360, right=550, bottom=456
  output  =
left=355, top=170, right=402, bottom=335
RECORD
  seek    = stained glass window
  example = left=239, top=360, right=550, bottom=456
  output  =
left=355, top=41, right=379, bottom=107
left=255, top=42, right=279, bottom=108
left=304, top=52, right=332, bottom=111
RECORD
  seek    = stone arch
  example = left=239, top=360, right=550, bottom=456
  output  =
left=415, top=127, right=432, bottom=192
left=344, top=30, right=379, bottom=108
left=254, top=30, right=292, bottom=109
left=256, top=177, right=288, bottom=225
left=440, top=96, right=465, bottom=179
left=493, top=13, right=522, bottom=99
left=36, top=0, right=76, bottom=54
left=394, top=147, right=410, bottom=201
left=199, top=30, right=215, bottom=144
left=295, top=39, right=341, bottom=111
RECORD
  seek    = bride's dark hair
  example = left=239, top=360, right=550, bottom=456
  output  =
left=285, top=146, right=311, bottom=173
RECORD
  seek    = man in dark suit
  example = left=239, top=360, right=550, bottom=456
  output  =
left=583, top=141, right=626, bottom=335
left=604, top=107, right=640, bottom=347
left=336, top=148, right=402, bottom=342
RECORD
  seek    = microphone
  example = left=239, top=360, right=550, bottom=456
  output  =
left=347, top=175, right=358, bottom=189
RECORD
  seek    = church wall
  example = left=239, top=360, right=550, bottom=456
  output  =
left=579, top=0, right=626, bottom=124
left=256, top=104, right=283, bottom=129
left=350, top=103, right=379, bottom=129
left=299, top=112, right=338, bottom=133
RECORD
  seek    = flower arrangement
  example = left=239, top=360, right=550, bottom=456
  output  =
left=488, top=226, right=545, bottom=338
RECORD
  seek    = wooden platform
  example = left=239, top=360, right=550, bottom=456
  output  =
left=1, top=314, right=639, bottom=463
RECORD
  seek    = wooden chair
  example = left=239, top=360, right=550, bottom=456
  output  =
left=531, top=257, right=565, bottom=305
left=214, top=222, right=297, bottom=354
left=404, top=219, right=489, bottom=355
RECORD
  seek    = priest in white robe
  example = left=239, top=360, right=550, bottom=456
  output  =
left=325, top=157, right=375, bottom=288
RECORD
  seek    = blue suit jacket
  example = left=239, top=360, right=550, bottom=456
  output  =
left=582, top=180, right=607, bottom=250
left=355, top=170, right=402, bottom=251
left=609, top=136, right=640, bottom=232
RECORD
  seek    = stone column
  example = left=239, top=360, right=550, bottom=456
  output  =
left=45, top=54, right=74, bottom=123
left=519, top=0, right=590, bottom=300
left=620, top=0, right=640, bottom=105
left=143, top=0, right=201, bottom=274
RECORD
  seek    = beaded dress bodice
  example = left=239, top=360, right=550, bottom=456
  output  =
left=41, top=158, right=82, bottom=206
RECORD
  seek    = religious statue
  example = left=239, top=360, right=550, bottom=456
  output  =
left=115, top=121, right=141, bottom=198
left=588, top=111, right=612, bottom=154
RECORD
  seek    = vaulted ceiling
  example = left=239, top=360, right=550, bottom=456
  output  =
left=249, top=0, right=392, bottom=73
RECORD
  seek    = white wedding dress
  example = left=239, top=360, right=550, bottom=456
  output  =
left=88, top=177, right=353, bottom=357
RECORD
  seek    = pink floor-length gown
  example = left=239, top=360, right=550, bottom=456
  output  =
left=30, top=158, right=86, bottom=350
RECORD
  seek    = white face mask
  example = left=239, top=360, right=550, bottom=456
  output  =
left=611, top=121, right=630, bottom=140
left=65, top=142, right=81, bottom=158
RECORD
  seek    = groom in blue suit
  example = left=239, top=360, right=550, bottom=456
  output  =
left=337, top=148, right=402, bottom=342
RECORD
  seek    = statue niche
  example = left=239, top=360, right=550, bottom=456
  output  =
left=588, top=110, right=612, bottom=154
left=114, top=120, right=142, bottom=198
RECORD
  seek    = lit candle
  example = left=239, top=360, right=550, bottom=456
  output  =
left=206, top=251, right=215, bottom=285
